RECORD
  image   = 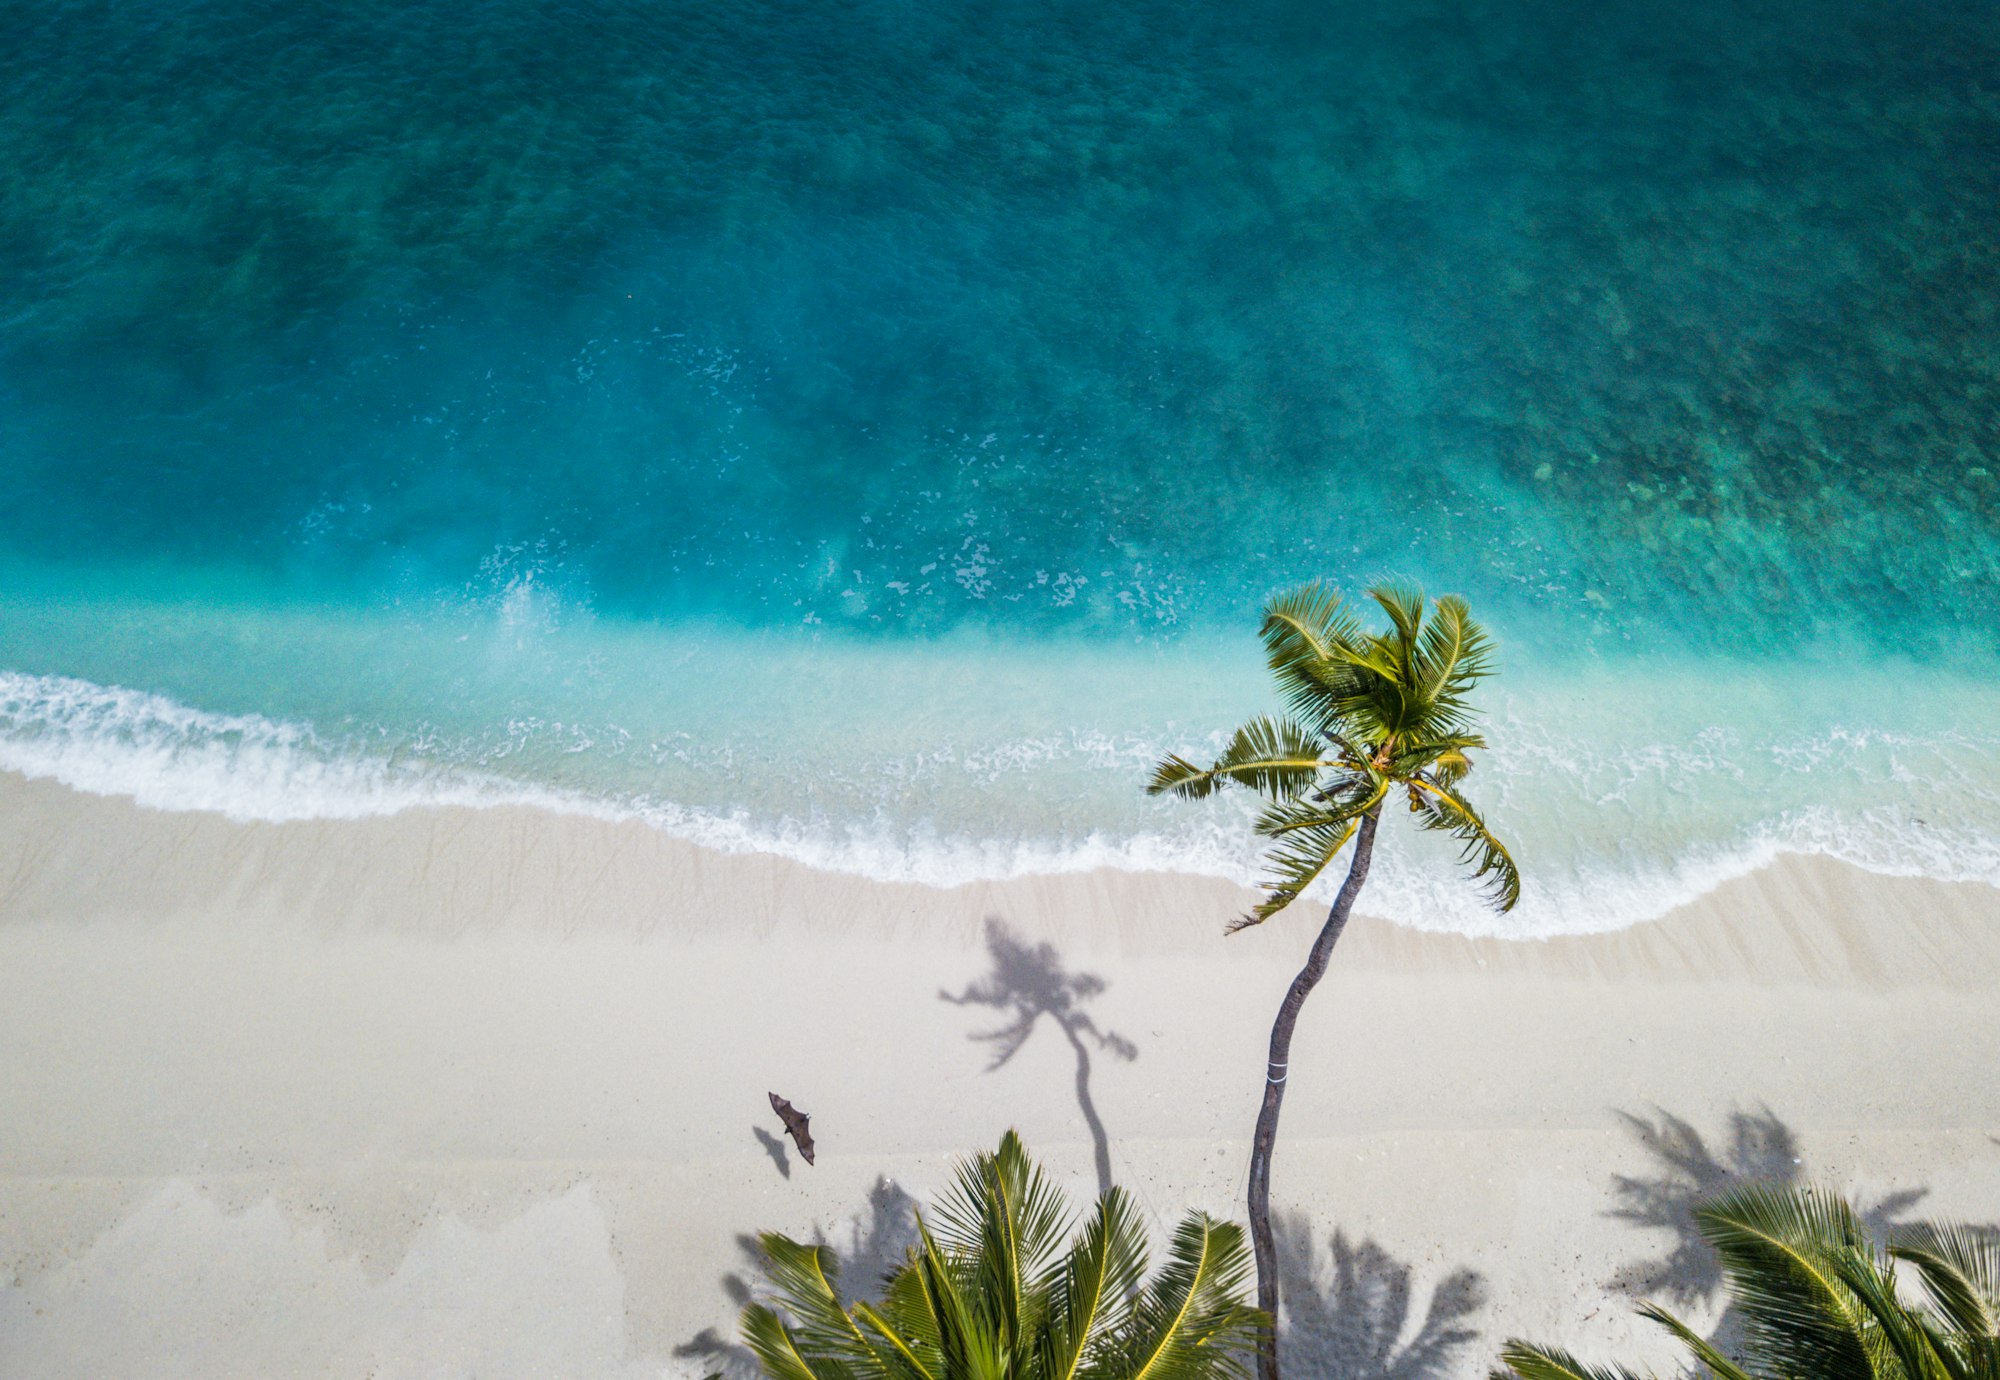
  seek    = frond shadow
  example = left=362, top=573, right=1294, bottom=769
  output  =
left=941, top=917, right=1138, bottom=1196
left=1608, top=1103, right=1931, bottom=1360
left=1608, top=1105, right=1806, bottom=1304
left=674, top=1177, right=920, bottom=1379
left=1275, top=1213, right=1486, bottom=1380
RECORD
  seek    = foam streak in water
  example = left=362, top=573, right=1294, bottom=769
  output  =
left=7, top=669, right=2000, bottom=938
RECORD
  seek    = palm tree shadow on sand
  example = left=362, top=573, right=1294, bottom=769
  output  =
left=1275, top=1213, right=1486, bottom=1380
left=1609, top=1105, right=1928, bottom=1306
left=940, top=917, right=1138, bottom=1197
left=1607, top=1105, right=1931, bottom=1352
left=674, top=1177, right=920, bottom=1378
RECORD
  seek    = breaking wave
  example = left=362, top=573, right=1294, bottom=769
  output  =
left=6, top=668, right=1999, bottom=937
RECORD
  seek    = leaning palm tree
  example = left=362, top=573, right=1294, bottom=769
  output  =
left=741, top=1130, right=1263, bottom=1380
left=1148, top=581, right=1518, bottom=1380
left=1497, top=1183, right=2000, bottom=1380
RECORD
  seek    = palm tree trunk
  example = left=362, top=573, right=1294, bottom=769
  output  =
left=1247, top=805, right=1381, bottom=1380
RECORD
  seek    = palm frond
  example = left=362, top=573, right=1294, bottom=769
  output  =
left=1036, top=1187, right=1149, bottom=1380
left=1260, top=583, right=1364, bottom=726
left=1115, top=1215, right=1261, bottom=1380
left=1492, top=1340, right=1652, bottom=1380
left=1694, top=1185, right=1877, bottom=1380
left=913, top=1215, right=999, bottom=1380
left=1506, top=1188, right=2000, bottom=1380
left=1405, top=777, right=1520, bottom=912
left=1411, top=595, right=1496, bottom=730
left=743, top=1304, right=865, bottom=1380
left=1147, top=754, right=1216, bottom=799
left=1431, top=751, right=1472, bottom=786
left=1147, top=717, right=1325, bottom=802
left=862, top=1269, right=945, bottom=1380
left=1387, top=733, right=1487, bottom=781
left=747, top=1137, right=1260, bottom=1380
left=1326, top=633, right=1404, bottom=687
left=1825, top=1244, right=1965, bottom=1380
left=1370, top=584, right=1427, bottom=652
left=1259, top=581, right=1346, bottom=666
left=1322, top=729, right=1370, bottom=771
left=752, top=1234, right=882, bottom=1367
left=1252, top=789, right=1377, bottom=841
left=1895, top=1224, right=2000, bottom=1339
left=1233, top=780, right=1383, bottom=932
left=929, top=1131, right=1070, bottom=1353
left=851, top=1305, right=942, bottom=1380
left=1636, top=1303, right=1757, bottom=1380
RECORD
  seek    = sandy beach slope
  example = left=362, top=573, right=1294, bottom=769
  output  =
left=1, top=770, right=1996, bottom=1379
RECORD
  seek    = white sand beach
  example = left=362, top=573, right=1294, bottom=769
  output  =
left=2, top=769, right=1997, bottom=1379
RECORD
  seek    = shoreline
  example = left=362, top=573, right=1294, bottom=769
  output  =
left=12, top=655, right=2000, bottom=941
left=4, top=770, right=1998, bottom=986
left=2, top=771, right=1998, bottom=1377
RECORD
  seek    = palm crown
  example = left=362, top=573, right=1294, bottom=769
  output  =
left=742, top=1131, right=1263, bottom=1380
left=1148, top=582, right=1519, bottom=929
left=1499, top=1183, right=2000, bottom=1380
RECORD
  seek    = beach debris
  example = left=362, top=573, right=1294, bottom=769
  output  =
left=768, top=1092, right=815, bottom=1166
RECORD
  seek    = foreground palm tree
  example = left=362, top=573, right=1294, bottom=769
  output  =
left=742, top=1131, right=1263, bottom=1380
left=1149, top=582, right=1518, bottom=1380
left=1498, top=1184, right=2000, bottom=1380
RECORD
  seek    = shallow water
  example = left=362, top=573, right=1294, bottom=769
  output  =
left=2, top=0, right=1997, bottom=933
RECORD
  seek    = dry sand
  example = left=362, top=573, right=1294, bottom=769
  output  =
left=1, top=770, right=1996, bottom=1379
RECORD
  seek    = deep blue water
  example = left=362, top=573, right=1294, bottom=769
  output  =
left=2, top=0, right=1998, bottom=932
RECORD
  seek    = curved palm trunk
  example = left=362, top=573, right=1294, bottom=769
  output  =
left=1247, top=806, right=1381, bottom=1380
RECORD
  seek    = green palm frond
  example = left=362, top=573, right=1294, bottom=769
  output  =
left=1259, top=580, right=1347, bottom=667
left=1232, top=816, right=1360, bottom=936
left=856, top=1284, right=943, bottom=1380
left=1492, top=1341, right=1651, bottom=1380
left=744, top=1303, right=866, bottom=1380
left=1153, top=581, right=1513, bottom=946
left=1405, top=777, right=1520, bottom=912
left=1411, top=595, right=1494, bottom=730
left=1895, top=1224, right=2000, bottom=1339
left=1327, top=631, right=1404, bottom=688
left=1636, top=1303, right=1756, bottom=1380
left=1429, top=749, right=1472, bottom=786
left=1826, top=1244, right=1965, bottom=1380
left=744, top=1136, right=1259, bottom=1380
left=754, top=1234, right=882, bottom=1367
left=1369, top=584, right=1427, bottom=652
left=904, top=1218, right=1000, bottom=1380
left=1148, top=755, right=1215, bottom=799
left=1259, top=583, right=1362, bottom=727
left=932, top=1131, right=1070, bottom=1348
left=1387, top=733, right=1487, bottom=781
left=1116, top=1215, right=1261, bottom=1380
left=1146, top=716, right=1324, bottom=802
left=1252, top=787, right=1380, bottom=841
left=1325, top=771, right=1384, bottom=805
left=1036, top=1187, right=1149, bottom=1380
left=1230, top=757, right=1387, bottom=932
left=1511, top=1187, right=2000, bottom=1380
left=1321, top=729, right=1370, bottom=771
left=1695, top=1185, right=1877, bottom=1380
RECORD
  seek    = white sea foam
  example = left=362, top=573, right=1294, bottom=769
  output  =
left=0, top=672, right=569, bottom=821
left=4, top=669, right=1999, bottom=938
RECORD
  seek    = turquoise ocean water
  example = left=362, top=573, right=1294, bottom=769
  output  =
left=2, top=0, right=1997, bottom=933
